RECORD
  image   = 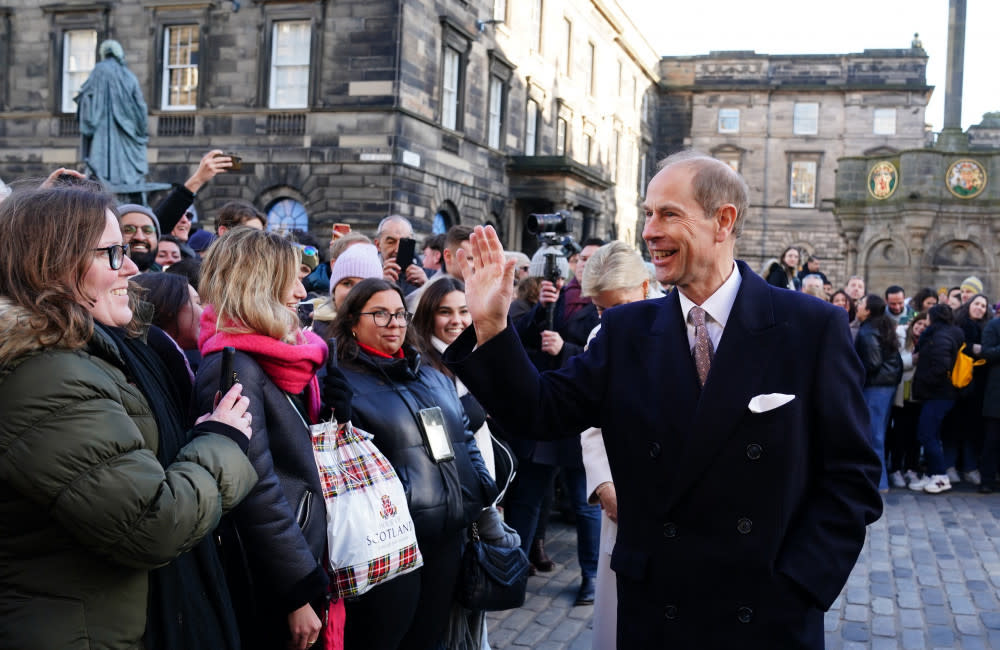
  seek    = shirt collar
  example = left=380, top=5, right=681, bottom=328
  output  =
left=677, top=261, right=742, bottom=328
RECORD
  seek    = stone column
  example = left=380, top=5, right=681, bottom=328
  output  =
left=938, top=0, right=970, bottom=150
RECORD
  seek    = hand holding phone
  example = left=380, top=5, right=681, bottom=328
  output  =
left=395, top=237, right=416, bottom=271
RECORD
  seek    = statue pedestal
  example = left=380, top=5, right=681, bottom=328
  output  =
left=107, top=181, right=172, bottom=207
left=936, top=128, right=970, bottom=152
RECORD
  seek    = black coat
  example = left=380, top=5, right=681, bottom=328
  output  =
left=512, top=291, right=600, bottom=467
left=340, top=347, right=497, bottom=544
left=195, top=350, right=328, bottom=650
left=446, top=261, right=882, bottom=648
left=766, top=262, right=800, bottom=291
left=978, top=318, right=1000, bottom=419
left=912, top=322, right=965, bottom=401
left=855, top=320, right=903, bottom=387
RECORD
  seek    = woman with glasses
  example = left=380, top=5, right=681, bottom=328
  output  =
left=0, top=187, right=257, bottom=649
left=194, top=227, right=338, bottom=650
left=330, top=278, right=498, bottom=650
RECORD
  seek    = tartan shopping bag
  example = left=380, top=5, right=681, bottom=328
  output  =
left=311, top=419, right=423, bottom=599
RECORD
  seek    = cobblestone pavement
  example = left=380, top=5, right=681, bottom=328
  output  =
left=486, top=486, right=1000, bottom=649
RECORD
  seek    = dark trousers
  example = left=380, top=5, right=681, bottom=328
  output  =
left=981, top=417, right=1000, bottom=488
left=887, top=402, right=921, bottom=473
left=343, top=532, right=464, bottom=650
left=916, top=399, right=956, bottom=476
left=505, top=460, right=599, bottom=579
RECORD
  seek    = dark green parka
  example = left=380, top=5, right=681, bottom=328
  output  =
left=0, top=299, right=257, bottom=649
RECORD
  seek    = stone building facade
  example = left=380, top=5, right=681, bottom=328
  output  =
left=657, top=48, right=932, bottom=288
left=0, top=0, right=658, bottom=253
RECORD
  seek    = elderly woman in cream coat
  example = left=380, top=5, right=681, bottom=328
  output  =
left=578, top=241, right=651, bottom=649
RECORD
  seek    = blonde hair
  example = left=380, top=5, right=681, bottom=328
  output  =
left=581, top=241, right=648, bottom=297
left=199, top=228, right=301, bottom=343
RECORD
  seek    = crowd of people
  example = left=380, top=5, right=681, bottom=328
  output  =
left=766, top=251, right=1000, bottom=495
left=0, top=148, right=989, bottom=648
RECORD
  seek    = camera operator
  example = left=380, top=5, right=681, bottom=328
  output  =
left=507, top=233, right=605, bottom=607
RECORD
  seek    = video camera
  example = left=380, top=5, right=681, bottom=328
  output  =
left=528, top=211, right=580, bottom=331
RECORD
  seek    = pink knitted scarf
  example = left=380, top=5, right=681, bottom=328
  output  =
left=199, top=305, right=327, bottom=422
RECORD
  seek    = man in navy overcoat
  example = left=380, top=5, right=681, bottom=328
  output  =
left=445, top=150, right=883, bottom=648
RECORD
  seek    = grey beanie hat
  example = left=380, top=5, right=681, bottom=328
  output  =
left=117, top=204, right=161, bottom=237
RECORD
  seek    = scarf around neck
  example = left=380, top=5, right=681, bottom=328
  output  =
left=198, top=305, right=327, bottom=422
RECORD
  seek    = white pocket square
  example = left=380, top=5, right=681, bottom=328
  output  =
left=748, top=393, right=796, bottom=413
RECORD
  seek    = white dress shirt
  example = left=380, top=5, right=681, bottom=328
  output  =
left=677, top=261, right=742, bottom=352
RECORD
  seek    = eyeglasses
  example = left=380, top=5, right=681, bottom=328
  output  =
left=92, top=244, right=130, bottom=270
left=359, top=310, right=412, bottom=327
left=295, top=244, right=318, bottom=256
left=122, top=224, right=156, bottom=236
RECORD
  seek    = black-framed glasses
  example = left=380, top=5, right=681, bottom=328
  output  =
left=359, top=310, right=412, bottom=327
left=92, top=244, right=130, bottom=270
left=122, top=224, right=156, bottom=237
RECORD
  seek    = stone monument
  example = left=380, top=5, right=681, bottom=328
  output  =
left=75, top=40, right=167, bottom=202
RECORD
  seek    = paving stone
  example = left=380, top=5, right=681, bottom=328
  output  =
left=954, top=614, right=982, bottom=635
left=920, top=587, right=945, bottom=605
left=958, top=636, right=988, bottom=650
left=949, top=594, right=977, bottom=615
left=901, top=628, right=926, bottom=649
left=843, top=604, right=869, bottom=623
left=871, top=614, right=896, bottom=637
left=927, top=624, right=954, bottom=647
left=923, top=605, right=950, bottom=626
left=841, top=622, right=869, bottom=642
left=981, top=611, right=1000, bottom=629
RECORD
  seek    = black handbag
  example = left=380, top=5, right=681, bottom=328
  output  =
left=455, top=434, right=530, bottom=611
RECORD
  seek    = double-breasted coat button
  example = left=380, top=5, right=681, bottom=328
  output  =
left=663, top=522, right=678, bottom=538
left=649, top=442, right=662, bottom=458
left=737, top=606, right=753, bottom=623
left=737, top=518, right=753, bottom=534
left=664, top=604, right=678, bottom=619
left=746, top=443, right=762, bottom=460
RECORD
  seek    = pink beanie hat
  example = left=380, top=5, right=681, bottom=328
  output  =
left=329, top=243, right=383, bottom=292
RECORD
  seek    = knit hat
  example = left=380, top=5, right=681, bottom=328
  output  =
left=299, top=245, right=319, bottom=272
left=117, top=203, right=161, bottom=237
left=187, top=229, right=216, bottom=253
left=961, top=276, right=984, bottom=295
left=329, top=243, right=383, bottom=291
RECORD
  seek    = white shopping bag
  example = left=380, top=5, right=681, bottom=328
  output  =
left=311, top=420, right=423, bottom=598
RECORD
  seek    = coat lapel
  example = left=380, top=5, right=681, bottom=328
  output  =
left=660, top=262, right=788, bottom=514
left=641, top=290, right=700, bottom=439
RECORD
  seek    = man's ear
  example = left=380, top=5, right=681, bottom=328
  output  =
left=715, top=204, right=737, bottom=242
left=442, top=247, right=453, bottom=273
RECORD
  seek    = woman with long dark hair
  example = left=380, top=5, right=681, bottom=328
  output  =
left=764, top=246, right=801, bottom=290
left=909, top=304, right=966, bottom=494
left=944, top=293, right=992, bottom=484
left=855, top=294, right=903, bottom=492
left=331, top=278, right=497, bottom=649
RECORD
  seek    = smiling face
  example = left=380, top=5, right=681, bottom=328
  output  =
left=79, top=211, right=140, bottom=327
left=886, top=291, right=905, bottom=316
left=174, top=284, right=203, bottom=350
left=433, top=290, right=471, bottom=345
left=641, top=163, right=737, bottom=304
left=121, top=211, right=158, bottom=255
left=171, top=211, right=192, bottom=241
left=354, top=289, right=407, bottom=356
left=856, top=296, right=870, bottom=322
left=155, top=241, right=182, bottom=268
left=831, top=292, right=850, bottom=311
left=279, top=274, right=307, bottom=317
left=969, top=295, right=988, bottom=321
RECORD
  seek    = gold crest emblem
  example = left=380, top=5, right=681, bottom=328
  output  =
left=868, top=161, right=898, bottom=200
left=946, top=159, right=987, bottom=199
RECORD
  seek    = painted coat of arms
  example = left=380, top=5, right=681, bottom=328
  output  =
left=379, top=494, right=398, bottom=519
left=868, top=161, right=898, bottom=199
left=947, top=159, right=987, bottom=199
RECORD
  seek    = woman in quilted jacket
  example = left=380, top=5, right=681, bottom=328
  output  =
left=0, top=186, right=257, bottom=649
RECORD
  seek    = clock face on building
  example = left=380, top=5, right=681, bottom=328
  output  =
left=946, top=159, right=987, bottom=199
left=868, top=161, right=898, bottom=200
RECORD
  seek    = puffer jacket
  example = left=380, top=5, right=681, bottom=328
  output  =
left=194, top=350, right=329, bottom=650
left=912, top=322, right=965, bottom=401
left=341, top=346, right=498, bottom=544
left=0, top=300, right=257, bottom=650
left=855, top=320, right=904, bottom=387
